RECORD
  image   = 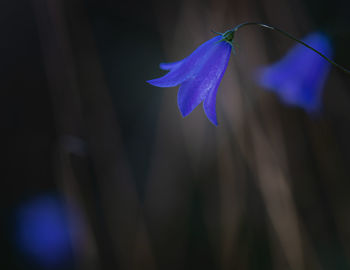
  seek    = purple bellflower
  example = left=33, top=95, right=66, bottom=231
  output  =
left=14, top=195, right=75, bottom=268
left=147, top=31, right=234, bottom=125
left=257, top=31, right=333, bottom=113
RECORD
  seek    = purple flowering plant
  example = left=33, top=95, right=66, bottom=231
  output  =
left=14, top=195, right=74, bottom=267
left=148, top=22, right=350, bottom=125
left=257, top=31, right=333, bottom=113
left=147, top=30, right=235, bottom=125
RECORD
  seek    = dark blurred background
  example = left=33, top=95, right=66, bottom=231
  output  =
left=2, top=0, right=350, bottom=269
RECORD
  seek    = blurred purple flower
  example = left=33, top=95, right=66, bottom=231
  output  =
left=14, top=195, right=75, bottom=268
left=147, top=33, right=233, bottom=125
left=257, top=31, right=333, bottom=113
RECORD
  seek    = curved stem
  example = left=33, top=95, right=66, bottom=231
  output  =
left=231, top=22, right=350, bottom=75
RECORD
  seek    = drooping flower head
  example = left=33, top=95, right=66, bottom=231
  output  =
left=257, top=31, right=333, bottom=113
left=147, top=31, right=234, bottom=125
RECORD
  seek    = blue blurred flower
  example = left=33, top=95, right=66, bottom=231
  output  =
left=147, top=32, right=233, bottom=125
left=257, top=31, right=333, bottom=113
left=14, top=195, right=74, bottom=268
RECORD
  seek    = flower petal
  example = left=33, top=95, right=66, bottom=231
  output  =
left=203, top=54, right=231, bottom=126
left=147, top=36, right=222, bottom=87
left=178, top=40, right=231, bottom=119
left=159, top=60, right=184, bottom=71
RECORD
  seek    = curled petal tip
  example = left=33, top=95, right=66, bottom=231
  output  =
left=209, top=118, right=218, bottom=126
left=203, top=95, right=218, bottom=126
left=179, top=109, right=188, bottom=118
left=177, top=96, right=194, bottom=117
left=208, top=112, right=218, bottom=125
left=146, top=77, right=178, bottom=88
left=159, top=61, right=183, bottom=71
left=146, top=79, right=161, bottom=87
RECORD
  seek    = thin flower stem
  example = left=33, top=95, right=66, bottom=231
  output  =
left=231, top=22, right=350, bottom=75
